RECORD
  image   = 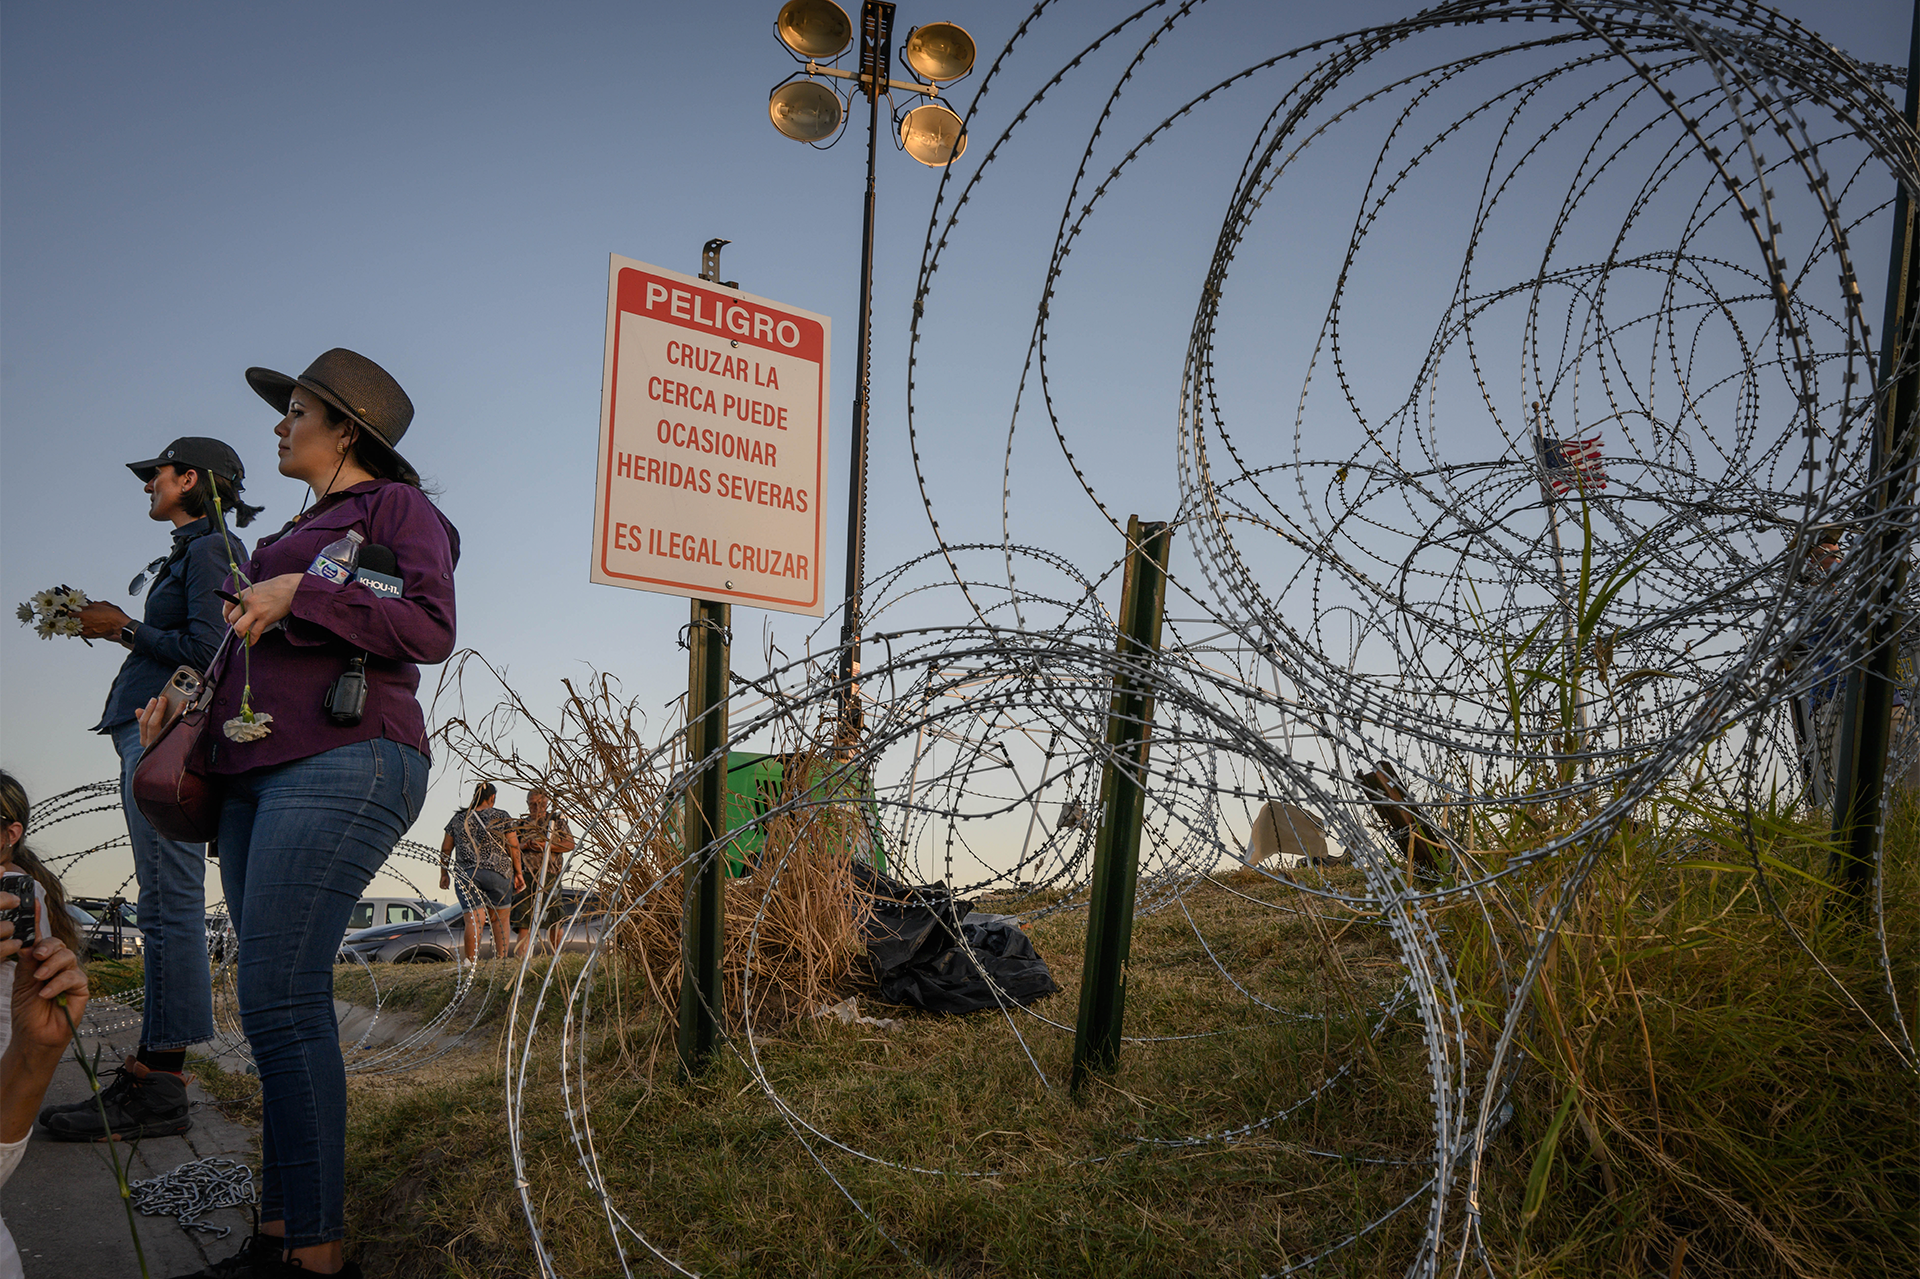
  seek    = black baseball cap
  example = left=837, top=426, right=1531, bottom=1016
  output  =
left=126, top=437, right=246, bottom=486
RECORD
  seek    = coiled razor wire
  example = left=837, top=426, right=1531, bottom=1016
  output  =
left=18, top=3, right=1920, bottom=1274
left=476, top=4, right=1920, bottom=1276
left=27, top=781, right=502, bottom=1077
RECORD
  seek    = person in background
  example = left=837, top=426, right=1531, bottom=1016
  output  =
left=511, top=787, right=574, bottom=957
left=142, top=348, right=458, bottom=1279
left=1794, top=527, right=1920, bottom=799
left=440, top=781, right=521, bottom=962
left=2, top=771, right=93, bottom=1279
left=46, top=439, right=259, bottom=1144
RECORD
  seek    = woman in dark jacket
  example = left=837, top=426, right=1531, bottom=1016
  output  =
left=45, top=440, right=259, bottom=1144
left=142, top=349, right=456, bottom=1279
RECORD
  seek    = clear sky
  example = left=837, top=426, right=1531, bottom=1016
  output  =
left=4, top=0, right=1911, bottom=904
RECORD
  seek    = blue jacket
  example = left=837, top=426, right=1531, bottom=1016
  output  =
left=94, top=516, right=248, bottom=732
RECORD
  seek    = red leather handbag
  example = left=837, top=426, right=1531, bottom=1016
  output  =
left=132, top=632, right=232, bottom=844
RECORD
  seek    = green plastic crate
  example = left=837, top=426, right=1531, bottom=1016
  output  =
left=717, top=750, right=888, bottom=877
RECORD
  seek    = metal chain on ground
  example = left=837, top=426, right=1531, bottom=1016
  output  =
left=129, top=1156, right=259, bottom=1239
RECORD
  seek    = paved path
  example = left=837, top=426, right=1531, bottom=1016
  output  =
left=3, top=997, right=258, bottom=1279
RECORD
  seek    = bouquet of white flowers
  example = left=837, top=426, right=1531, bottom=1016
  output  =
left=16, top=585, right=91, bottom=640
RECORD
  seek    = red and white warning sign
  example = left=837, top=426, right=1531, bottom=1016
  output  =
left=591, top=254, right=830, bottom=615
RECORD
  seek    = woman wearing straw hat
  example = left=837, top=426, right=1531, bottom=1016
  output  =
left=141, top=348, right=458, bottom=1279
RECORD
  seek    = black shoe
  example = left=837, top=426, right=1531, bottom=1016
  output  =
left=258, top=1260, right=363, bottom=1277
left=36, top=1056, right=141, bottom=1124
left=164, top=1230, right=280, bottom=1278
left=43, top=1056, right=192, bottom=1141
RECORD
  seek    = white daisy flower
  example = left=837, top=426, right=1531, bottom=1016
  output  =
left=15, top=603, right=34, bottom=625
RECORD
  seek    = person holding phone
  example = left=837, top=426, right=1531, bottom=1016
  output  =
left=42, top=441, right=260, bottom=1144
left=140, top=349, right=458, bottom=1279
left=2, top=771, right=93, bottom=1279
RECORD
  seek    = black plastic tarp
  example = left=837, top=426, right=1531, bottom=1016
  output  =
left=853, top=863, right=1060, bottom=1015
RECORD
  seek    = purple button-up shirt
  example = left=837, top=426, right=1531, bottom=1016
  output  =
left=207, top=480, right=460, bottom=775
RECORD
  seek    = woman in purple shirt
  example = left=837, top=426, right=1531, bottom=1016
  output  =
left=141, top=348, right=457, bottom=1279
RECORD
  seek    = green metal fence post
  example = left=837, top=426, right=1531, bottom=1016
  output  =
left=678, top=597, right=730, bottom=1074
left=1832, top=0, right=1920, bottom=901
left=1071, top=516, right=1172, bottom=1092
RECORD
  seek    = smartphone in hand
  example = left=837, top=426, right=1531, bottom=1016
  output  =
left=0, top=871, right=37, bottom=947
left=160, top=665, right=205, bottom=716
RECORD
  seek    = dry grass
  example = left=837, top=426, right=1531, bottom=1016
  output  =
left=588, top=747, right=871, bottom=1044
left=373, top=658, right=1915, bottom=1276
left=437, top=665, right=872, bottom=1047
left=337, top=866, right=1435, bottom=1278
left=322, top=791, right=1917, bottom=1278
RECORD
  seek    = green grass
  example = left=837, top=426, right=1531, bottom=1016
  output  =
left=188, top=1051, right=265, bottom=1128
left=302, top=809, right=1917, bottom=1278
left=84, top=956, right=145, bottom=1000
left=338, top=869, right=1437, bottom=1277
left=1456, top=797, right=1920, bottom=1278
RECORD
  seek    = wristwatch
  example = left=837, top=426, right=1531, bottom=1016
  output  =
left=119, top=622, right=140, bottom=647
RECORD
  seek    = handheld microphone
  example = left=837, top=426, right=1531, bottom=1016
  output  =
left=354, top=544, right=403, bottom=599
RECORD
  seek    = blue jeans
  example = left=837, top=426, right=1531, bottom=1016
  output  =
left=218, top=737, right=427, bottom=1248
left=110, top=719, right=216, bottom=1050
left=454, top=864, right=512, bottom=910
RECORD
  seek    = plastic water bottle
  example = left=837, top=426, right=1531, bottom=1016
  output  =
left=308, top=529, right=364, bottom=585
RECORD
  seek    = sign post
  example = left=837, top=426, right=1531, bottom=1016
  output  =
left=678, top=596, right=730, bottom=1074
left=593, top=250, right=830, bottom=1073
left=1071, top=517, right=1171, bottom=1093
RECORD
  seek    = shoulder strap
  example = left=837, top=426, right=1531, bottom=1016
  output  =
left=200, top=627, right=241, bottom=690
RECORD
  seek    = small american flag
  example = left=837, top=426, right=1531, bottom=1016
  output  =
left=1535, top=432, right=1607, bottom=496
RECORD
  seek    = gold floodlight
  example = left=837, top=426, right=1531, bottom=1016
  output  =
left=900, top=101, right=967, bottom=166
left=770, top=80, right=844, bottom=143
left=901, top=22, right=976, bottom=83
left=776, top=0, right=853, bottom=60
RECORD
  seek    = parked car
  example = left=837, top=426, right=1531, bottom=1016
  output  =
left=66, top=900, right=143, bottom=961
left=338, top=890, right=607, bottom=964
left=343, top=896, right=445, bottom=940
left=206, top=911, right=234, bottom=962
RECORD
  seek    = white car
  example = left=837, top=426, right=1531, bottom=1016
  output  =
left=344, top=896, right=444, bottom=940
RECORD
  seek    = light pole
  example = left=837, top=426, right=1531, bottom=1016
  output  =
left=767, top=0, right=975, bottom=743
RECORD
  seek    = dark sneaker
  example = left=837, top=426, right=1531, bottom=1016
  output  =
left=36, top=1056, right=140, bottom=1124
left=164, top=1230, right=280, bottom=1278
left=259, top=1261, right=362, bottom=1277
left=43, top=1057, right=192, bottom=1141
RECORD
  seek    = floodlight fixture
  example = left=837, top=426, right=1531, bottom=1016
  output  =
left=776, top=0, right=854, bottom=59
left=899, top=101, right=967, bottom=166
left=765, top=0, right=976, bottom=743
left=900, top=22, right=975, bottom=83
left=769, top=79, right=845, bottom=142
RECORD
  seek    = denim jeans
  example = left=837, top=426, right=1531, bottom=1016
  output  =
left=218, top=737, right=427, bottom=1248
left=110, top=719, right=216, bottom=1050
